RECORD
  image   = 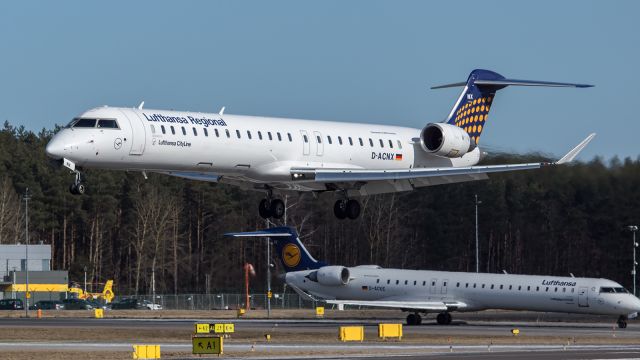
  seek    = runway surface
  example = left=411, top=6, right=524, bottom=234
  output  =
left=1, top=315, right=639, bottom=359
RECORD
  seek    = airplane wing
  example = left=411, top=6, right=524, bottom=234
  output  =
left=325, top=299, right=467, bottom=312
left=290, top=133, right=595, bottom=184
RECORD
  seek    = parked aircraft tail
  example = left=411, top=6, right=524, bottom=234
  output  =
left=225, top=227, right=325, bottom=272
left=432, top=69, right=593, bottom=145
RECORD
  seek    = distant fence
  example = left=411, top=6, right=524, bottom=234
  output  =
left=116, top=293, right=320, bottom=310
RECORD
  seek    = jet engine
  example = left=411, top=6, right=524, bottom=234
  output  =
left=420, top=123, right=474, bottom=158
left=316, top=266, right=350, bottom=286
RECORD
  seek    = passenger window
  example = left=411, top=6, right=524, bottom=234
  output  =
left=527, top=286, right=531, bottom=291
left=327, top=136, right=332, bottom=144
left=414, top=281, right=417, bottom=286
left=359, top=138, right=363, bottom=146
left=215, top=129, right=219, bottom=137
left=181, top=127, right=186, bottom=135
left=97, top=119, right=119, bottom=129
left=465, top=283, right=469, bottom=288
left=349, top=137, right=353, bottom=146
left=545, top=287, right=549, bottom=292
left=562, top=288, right=566, bottom=292
left=395, top=280, right=399, bottom=285
left=204, top=128, right=208, bottom=137
left=554, top=287, right=558, bottom=292
left=225, top=129, right=230, bottom=138
left=236, top=130, right=241, bottom=139
left=288, top=133, right=292, bottom=142
left=316, top=135, right=321, bottom=143
left=422, top=281, right=426, bottom=286
left=268, top=132, right=273, bottom=140
left=536, top=286, right=540, bottom=291
left=397, top=140, right=402, bottom=149
left=473, top=283, right=476, bottom=288
left=500, top=285, right=503, bottom=289
left=303, top=135, right=308, bottom=143
left=193, top=127, right=197, bottom=136
left=171, top=126, right=175, bottom=135
left=247, top=130, right=252, bottom=139
left=379, top=139, right=384, bottom=147
left=369, top=138, right=374, bottom=147
left=338, top=136, right=343, bottom=145
left=387, top=279, right=390, bottom=284
left=456, top=282, right=460, bottom=287
left=277, top=132, right=282, bottom=141
left=491, top=285, right=494, bottom=289
left=73, top=118, right=97, bottom=128
left=404, top=280, right=408, bottom=285
left=518, top=286, right=521, bottom=291
left=508, top=285, right=512, bottom=290
left=571, top=288, right=574, bottom=293
left=482, top=284, right=485, bottom=288
left=161, top=125, right=166, bottom=134
left=389, top=140, right=393, bottom=148
left=258, top=131, right=263, bottom=140
left=376, top=279, right=380, bottom=284
left=431, top=281, right=435, bottom=286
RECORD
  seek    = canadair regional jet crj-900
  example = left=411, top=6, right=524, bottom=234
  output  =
left=45, top=69, right=595, bottom=219
left=226, top=227, right=640, bottom=329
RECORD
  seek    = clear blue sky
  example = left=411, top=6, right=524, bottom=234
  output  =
left=0, top=1, right=637, bottom=160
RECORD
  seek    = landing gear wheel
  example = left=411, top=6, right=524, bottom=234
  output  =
left=69, top=184, right=78, bottom=195
left=345, top=199, right=361, bottom=220
left=333, top=200, right=347, bottom=220
left=618, top=315, right=628, bottom=329
left=437, top=312, right=452, bottom=325
left=270, top=199, right=285, bottom=219
left=416, top=313, right=422, bottom=325
left=407, top=314, right=421, bottom=326
left=76, top=183, right=86, bottom=195
left=258, top=199, right=272, bottom=219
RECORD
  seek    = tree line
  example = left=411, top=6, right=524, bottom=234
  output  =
left=0, top=121, right=638, bottom=295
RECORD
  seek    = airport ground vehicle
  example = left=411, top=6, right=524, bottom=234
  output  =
left=110, top=298, right=142, bottom=310
left=62, top=298, right=93, bottom=310
left=0, top=299, right=24, bottom=310
left=29, top=300, right=64, bottom=310
left=141, top=300, right=162, bottom=310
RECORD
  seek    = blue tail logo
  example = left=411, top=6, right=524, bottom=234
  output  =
left=225, top=227, right=325, bottom=272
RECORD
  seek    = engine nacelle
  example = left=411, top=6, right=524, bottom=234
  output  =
left=420, top=123, right=474, bottom=158
left=316, top=266, right=350, bottom=286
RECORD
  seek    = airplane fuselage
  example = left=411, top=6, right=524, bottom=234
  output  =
left=286, top=266, right=640, bottom=317
left=46, top=106, right=481, bottom=195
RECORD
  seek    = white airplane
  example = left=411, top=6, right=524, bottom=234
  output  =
left=45, top=69, right=595, bottom=219
left=226, top=227, right=640, bottom=329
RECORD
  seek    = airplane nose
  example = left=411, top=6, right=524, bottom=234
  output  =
left=45, top=138, right=64, bottom=159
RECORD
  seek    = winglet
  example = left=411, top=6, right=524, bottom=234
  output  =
left=555, top=133, right=596, bottom=164
left=137, top=101, right=144, bottom=110
left=219, top=106, right=225, bottom=116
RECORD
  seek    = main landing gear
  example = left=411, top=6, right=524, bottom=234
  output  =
left=436, top=312, right=453, bottom=325
left=617, top=315, right=628, bottom=329
left=406, top=313, right=422, bottom=326
left=258, top=189, right=285, bottom=220
left=69, top=169, right=86, bottom=195
left=333, top=199, right=361, bottom=220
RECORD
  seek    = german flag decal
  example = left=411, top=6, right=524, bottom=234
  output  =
left=395, top=154, right=403, bottom=161
left=361, top=286, right=368, bottom=291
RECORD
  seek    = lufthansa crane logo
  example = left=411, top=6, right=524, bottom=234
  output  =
left=113, top=138, right=123, bottom=150
left=282, top=243, right=301, bottom=268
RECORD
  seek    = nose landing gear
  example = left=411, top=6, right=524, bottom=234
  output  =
left=69, top=169, right=86, bottom=195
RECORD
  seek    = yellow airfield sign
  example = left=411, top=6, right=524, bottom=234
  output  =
left=192, top=335, right=223, bottom=355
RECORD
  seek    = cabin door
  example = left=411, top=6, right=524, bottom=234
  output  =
left=120, top=110, right=146, bottom=155
left=429, top=278, right=437, bottom=294
left=313, top=131, right=324, bottom=156
left=300, top=130, right=310, bottom=155
left=578, top=286, right=589, bottom=307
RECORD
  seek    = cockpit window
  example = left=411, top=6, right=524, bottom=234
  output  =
left=600, top=287, right=629, bottom=293
left=71, top=118, right=97, bottom=128
left=305, top=271, right=318, bottom=282
left=97, top=119, right=119, bottom=129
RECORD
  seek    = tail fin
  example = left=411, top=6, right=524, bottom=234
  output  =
left=433, top=69, right=593, bottom=145
left=225, top=227, right=325, bottom=272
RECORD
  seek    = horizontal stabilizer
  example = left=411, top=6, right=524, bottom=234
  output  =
left=474, top=79, right=593, bottom=88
